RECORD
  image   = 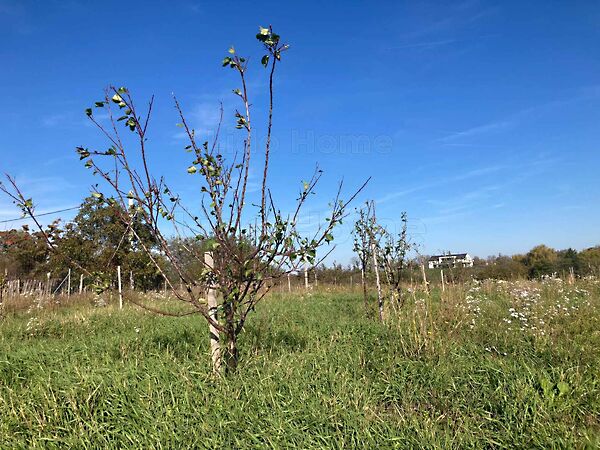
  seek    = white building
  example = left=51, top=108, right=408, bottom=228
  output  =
left=428, top=253, right=473, bottom=269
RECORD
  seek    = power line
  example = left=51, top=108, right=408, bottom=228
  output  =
left=0, top=206, right=80, bottom=224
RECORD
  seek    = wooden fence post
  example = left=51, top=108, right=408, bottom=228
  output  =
left=304, top=266, right=309, bottom=290
left=46, top=272, right=51, bottom=297
left=79, top=274, right=84, bottom=294
left=421, top=264, right=430, bottom=295
left=440, top=269, right=445, bottom=292
left=371, top=239, right=384, bottom=322
left=67, top=269, right=71, bottom=297
left=287, top=273, right=291, bottom=293
left=0, top=274, right=5, bottom=319
left=117, top=266, right=123, bottom=309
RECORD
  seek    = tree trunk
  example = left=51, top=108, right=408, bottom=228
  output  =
left=0, top=280, right=4, bottom=320
left=225, top=330, right=239, bottom=374
left=204, top=252, right=221, bottom=375
left=223, top=305, right=238, bottom=374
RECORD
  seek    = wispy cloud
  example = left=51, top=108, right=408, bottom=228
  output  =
left=418, top=200, right=502, bottom=226
left=0, top=203, right=76, bottom=220
left=403, top=2, right=498, bottom=40
left=184, top=2, right=202, bottom=14
left=0, top=0, right=33, bottom=35
left=429, top=183, right=504, bottom=215
left=0, top=175, right=77, bottom=210
left=172, top=101, right=225, bottom=140
left=42, top=113, right=70, bottom=128
left=388, top=33, right=497, bottom=52
left=414, top=154, right=562, bottom=227
left=438, top=118, right=514, bottom=142
left=388, top=39, right=458, bottom=51
left=377, top=164, right=505, bottom=204
left=438, top=88, right=600, bottom=144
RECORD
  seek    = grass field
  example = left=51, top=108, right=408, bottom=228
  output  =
left=1, top=279, right=600, bottom=448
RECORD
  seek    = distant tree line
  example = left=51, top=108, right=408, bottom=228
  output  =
left=2, top=197, right=599, bottom=287
left=315, top=244, right=600, bottom=285
left=0, top=196, right=166, bottom=290
left=470, top=244, right=600, bottom=280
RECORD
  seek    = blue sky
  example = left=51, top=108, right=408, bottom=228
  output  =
left=1, top=0, right=599, bottom=263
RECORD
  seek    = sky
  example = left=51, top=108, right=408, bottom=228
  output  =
left=1, top=0, right=599, bottom=264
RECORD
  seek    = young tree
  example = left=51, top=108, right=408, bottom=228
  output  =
left=2, top=27, right=366, bottom=373
left=353, top=201, right=386, bottom=320
left=378, top=212, right=413, bottom=309
left=354, top=202, right=415, bottom=320
left=352, top=205, right=373, bottom=316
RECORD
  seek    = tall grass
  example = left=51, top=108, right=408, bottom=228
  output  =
left=1, top=279, right=599, bottom=448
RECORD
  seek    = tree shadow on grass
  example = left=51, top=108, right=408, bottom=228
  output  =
left=243, top=324, right=308, bottom=355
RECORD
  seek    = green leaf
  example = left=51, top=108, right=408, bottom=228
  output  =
left=261, top=54, right=269, bottom=67
left=187, top=165, right=197, bottom=174
left=228, top=46, right=235, bottom=54
left=540, top=378, right=553, bottom=399
left=85, top=108, right=92, bottom=116
left=204, top=238, right=220, bottom=250
left=259, top=26, right=269, bottom=36
left=111, top=93, right=123, bottom=103
left=557, top=381, right=570, bottom=396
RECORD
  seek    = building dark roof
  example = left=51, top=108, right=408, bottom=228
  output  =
left=428, top=253, right=469, bottom=261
